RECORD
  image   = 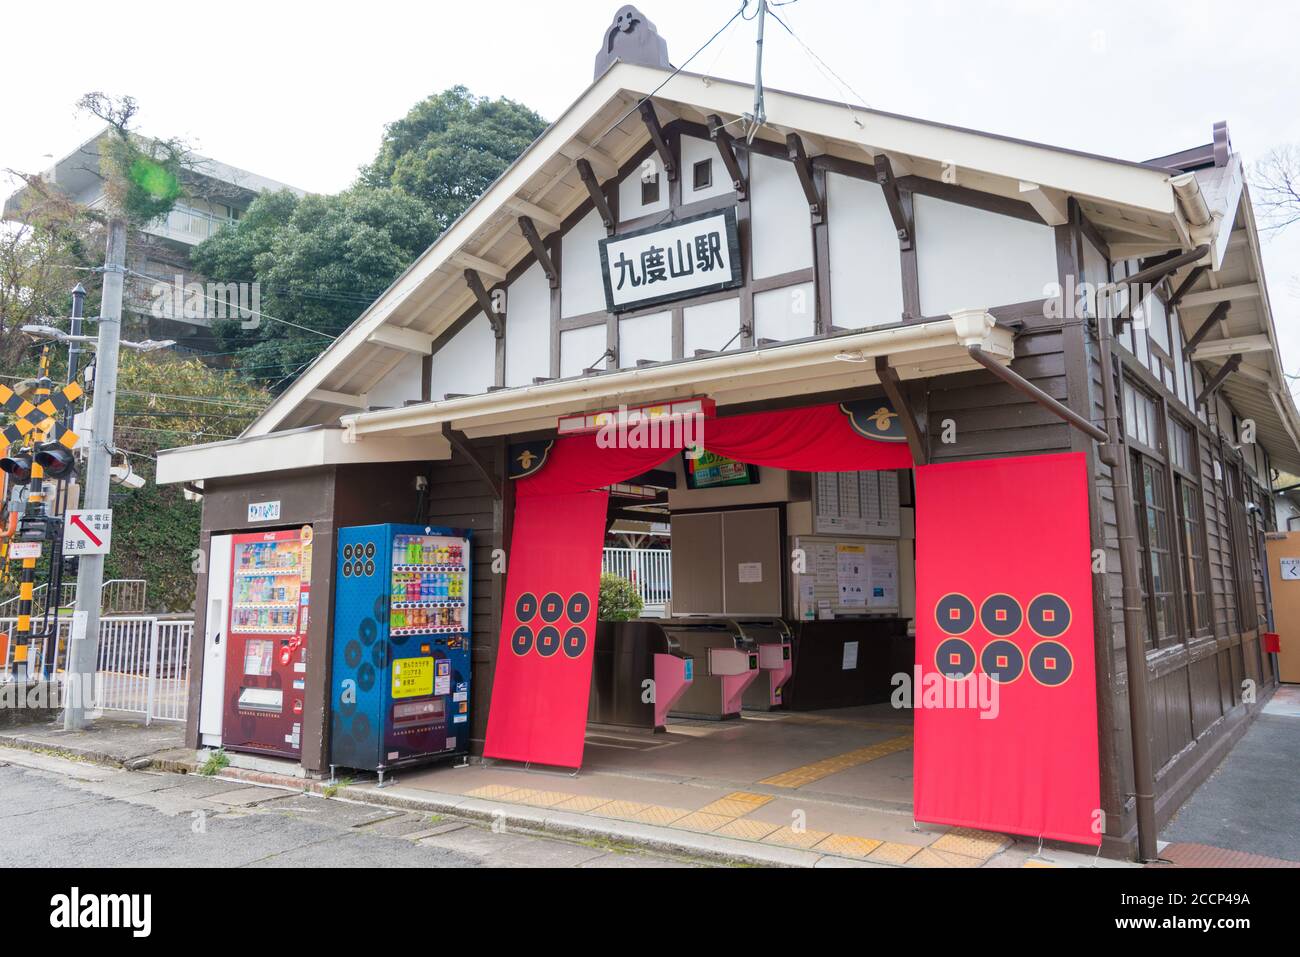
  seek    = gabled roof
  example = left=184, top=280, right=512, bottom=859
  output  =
left=243, top=60, right=1192, bottom=438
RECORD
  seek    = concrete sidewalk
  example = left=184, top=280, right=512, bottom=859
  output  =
left=1155, top=684, right=1300, bottom=868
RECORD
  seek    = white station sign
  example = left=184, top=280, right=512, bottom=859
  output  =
left=599, top=207, right=743, bottom=313
left=62, top=508, right=113, bottom=556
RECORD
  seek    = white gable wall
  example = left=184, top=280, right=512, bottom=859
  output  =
left=560, top=323, right=608, bottom=378
left=365, top=352, right=424, bottom=409
left=562, top=209, right=609, bottom=318
left=683, top=297, right=741, bottom=355
left=915, top=195, right=1058, bottom=316
left=680, top=135, right=734, bottom=204
left=505, top=262, right=551, bottom=387
left=428, top=312, right=495, bottom=399
left=826, top=172, right=905, bottom=328
left=750, top=153, right=813, bottom=279
left=754, top=282, right=815, bottom=342
left=618, top=311, right=672, bottom=368
left=618, top=161, right=669, bottom=220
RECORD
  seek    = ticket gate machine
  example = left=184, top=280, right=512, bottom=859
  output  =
left=665, top=619, right=760, bottom=720
left=738, top=618, right=794, bottom=711
left=588, top=621, right=695, bottom=731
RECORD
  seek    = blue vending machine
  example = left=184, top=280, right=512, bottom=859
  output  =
left=330, top=524, right=472, bottom=783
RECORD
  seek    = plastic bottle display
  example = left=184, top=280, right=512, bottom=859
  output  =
left=231, top=539, right=301, bottom=634
left=388, top=534, right=469, bottom=635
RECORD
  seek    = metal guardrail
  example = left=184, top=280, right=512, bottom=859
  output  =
left=602, top=547, right=672, bottom=612
left=0, top=613, right=192, bottom=724
left=0, top=579, right=147, bottom=616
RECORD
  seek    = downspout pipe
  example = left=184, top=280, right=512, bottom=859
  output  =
left=1094, top=300, right=1160, bottom=863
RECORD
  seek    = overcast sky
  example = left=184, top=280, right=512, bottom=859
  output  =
left=3, top=0, right=1298, bottom=388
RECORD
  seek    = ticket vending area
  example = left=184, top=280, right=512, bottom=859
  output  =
left=330, top=524, right=472, bottom=784
left=221, top=527, right=313, bottom=758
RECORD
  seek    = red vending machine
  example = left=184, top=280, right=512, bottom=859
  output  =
left=222, top=526, right=313, bottom=757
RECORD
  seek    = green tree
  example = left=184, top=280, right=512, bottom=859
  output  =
left=363, top=85, right=548, bottom=232
left=192, top=187, right=440, bottom=387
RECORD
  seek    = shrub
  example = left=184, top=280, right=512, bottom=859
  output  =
left=598, top=572, right=643, bottom=621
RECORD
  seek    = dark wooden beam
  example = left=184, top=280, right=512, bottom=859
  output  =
left=576, top=159, right=615, bottom=233
left=638, top=101, right=676, bottom=181
left=785, top=133, right=822, bottom=220
left=967, top=345, right=1108, bottom=444
left=874, top=155, right=912, bottom=250
left=707, top=114, right=746, bottom=197
left=624, top=468, right=678, bottom=489
left=608, top=508, right=670, bottom=525
left=1166, top=264, right=1207, bottom=308
left=1183, top=301, right=1230, bottom=359
left=441, top=422, right=502, bottom=500
left=517, top=216, right=558, bottom=288
left=463, top=269, right=504, bottom=338
left=874, top=355, right=928, bottom=465
left=1195, top=354, right=1242, bottom=408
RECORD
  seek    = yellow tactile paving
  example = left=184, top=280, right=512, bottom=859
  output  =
left=629, top=804, right=691, bottom=825
left=509, top=789, right=577, bottom=808
left=867, top=841, right=924, bottom=865
left=1024, top=860, right=1059, bottom=868
left=696, top=792, right=774, bottom=817
left=551, top=794, right=612, bottom=813
left=464, top=785, right=524, bottom=800
left=759, top=735, right=913, bottom=788
left=761, top=826, right=833, bottom=849
left=714, top=818, right=781, bottom=841
left=814, top=834, right=883, bottom=858
left=589, top=800, right=650, bottom=820
left=929, top=827, right=1011, bottom=862
left=908, top=847, right=984, bottom=868
left=672, top=811, right=735, bottom=832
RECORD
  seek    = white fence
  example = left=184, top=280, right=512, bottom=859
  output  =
left=602, top=547, right=671, bottom=614
left=0, top=579, right=147, bottom=617
left=1, top=614, right=193, bottom=724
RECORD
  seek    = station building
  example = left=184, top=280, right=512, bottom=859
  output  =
left=157, top=12, right=1297, bottom=860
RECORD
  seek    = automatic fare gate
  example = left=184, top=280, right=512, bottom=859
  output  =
left=480, top=399, right=1101, bottom=848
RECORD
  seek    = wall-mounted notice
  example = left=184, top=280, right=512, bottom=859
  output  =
left=867, top=542, right=899, bottom=608
left=795, top=535, right=901, bottom=617
left=836, top=543, right=868, bottom=607
left=815, top=471, right=900, bottom=537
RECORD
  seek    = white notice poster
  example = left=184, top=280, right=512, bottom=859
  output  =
left=836, top=544, right=868, bottom=607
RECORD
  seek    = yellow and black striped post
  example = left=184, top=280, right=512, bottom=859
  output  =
left=12, top=348, right=53, bottom=678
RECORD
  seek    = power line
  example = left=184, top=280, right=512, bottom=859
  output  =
left=123, top=267, right=337, bottom=339
left=767, top=4, right=871, bottom=126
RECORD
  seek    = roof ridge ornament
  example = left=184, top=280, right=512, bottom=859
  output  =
left=594, top=5, right=671, bottom=79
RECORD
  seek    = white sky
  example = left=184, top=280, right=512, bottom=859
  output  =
left=2, top=0, right=1298, bottom=390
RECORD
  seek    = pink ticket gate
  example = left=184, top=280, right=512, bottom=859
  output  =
left=666, top=620, right=760, bottom=720
left=738, top=618, right=794, bottom=711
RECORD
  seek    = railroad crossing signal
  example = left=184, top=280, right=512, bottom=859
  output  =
left=0, top=381, right=82, bottom=454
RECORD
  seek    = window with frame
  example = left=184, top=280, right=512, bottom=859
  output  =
left=641, top=173, right=660, bottom=206
left=1132, top=453, right=1178, bottom=647
left=1170, top=418, right=1211, bottom=637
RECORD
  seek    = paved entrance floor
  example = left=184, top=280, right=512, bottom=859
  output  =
left=390, top=704, right=1117, bottom=868
left=1156, top=684, right=1300, bottom=867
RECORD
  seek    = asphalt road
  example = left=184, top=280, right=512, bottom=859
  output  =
left=0, top=750, right=697, bottom=868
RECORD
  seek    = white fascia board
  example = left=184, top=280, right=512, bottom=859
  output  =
left=340, top=314, right=1010, bottom=442
left=155, top=427, right=450, bottom=485
left=1191, top=334, right=1272, bottom=361
left=618, top=66, right=1178, bottom=215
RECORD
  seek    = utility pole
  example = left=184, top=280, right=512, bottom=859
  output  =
left=748, top=0, right=768, bottom=143
left=64, top=220, right=125, bottom=730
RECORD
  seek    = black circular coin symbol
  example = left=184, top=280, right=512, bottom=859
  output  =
left=357, top=663, right=376, bottom=691
left=562, top=626, right=588, bottom=658
left=539, top=592, right=564, bottom=624
left=980, top=593, right=1023, bottom=638
left=1027, top=594, right=1071, bottom=638
left=358, top=618, right=376, bottom=646
left=371, top=642, right=386, bottom=668
left=364, top=542, right=376, bottom=559
left=536, top=625, right=561, bottom=658
left=980, top=639, right=1025, bottom=684
left=935, top=637, right=976, bottom=679
left=566, top=592, right=591, bottom=624
left=373, top=595, right=389, bottom=624
left=343, top=544, right=354, bottom=560
left=1028, top=640, right=1073, bottom=687
left=342, top=561, right=352, bottom=578
left=511, top=625, right=535, bottom=656
left=935, top=593, right=976, bottom=636
left=515, top=592, right=539, bottom=623
left=364, top=559, right=375, bottom=577
left=344, top=640, right=363, bottom=668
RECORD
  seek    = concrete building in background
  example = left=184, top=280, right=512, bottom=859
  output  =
left=2, top=127, right=305, bottom=351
